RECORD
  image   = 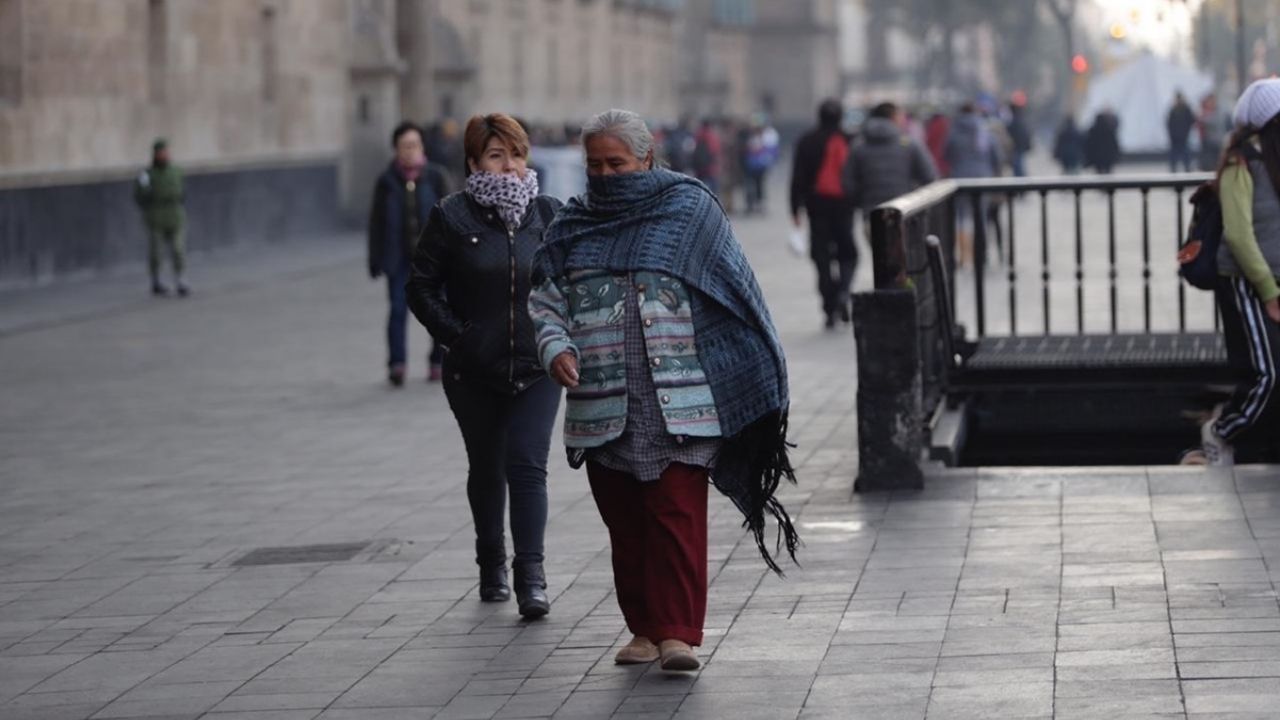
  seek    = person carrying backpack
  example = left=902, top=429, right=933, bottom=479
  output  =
left=1183, top=79, right=1280, bottom=467
left=790, top=98, right=855, bottom=329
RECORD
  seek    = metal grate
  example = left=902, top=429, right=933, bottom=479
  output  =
left=967, top=332, right=1227, bottom=371
left=231, top=542, right=372, bottom=567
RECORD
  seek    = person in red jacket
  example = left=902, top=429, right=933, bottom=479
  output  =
left=925, top=111, right=951, bottom=178
left=790, top=99, right=855, bottom=329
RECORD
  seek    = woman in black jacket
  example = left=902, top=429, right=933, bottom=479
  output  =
left=407, top=114, right=562, bottom=618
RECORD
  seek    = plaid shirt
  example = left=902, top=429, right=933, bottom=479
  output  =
left=586, top=275, right=720, bottom=482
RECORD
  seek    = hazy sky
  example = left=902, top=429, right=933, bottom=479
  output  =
left=1090, top=0, right=1201, bottom=58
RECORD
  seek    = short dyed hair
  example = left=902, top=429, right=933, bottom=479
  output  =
left=463, top=113, right=531, bottom=175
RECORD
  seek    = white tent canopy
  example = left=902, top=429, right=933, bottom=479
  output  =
left=1078, top=52, right=1214, bottom=154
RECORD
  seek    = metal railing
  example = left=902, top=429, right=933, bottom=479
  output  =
left=868, top=173, right=1213, bottom=414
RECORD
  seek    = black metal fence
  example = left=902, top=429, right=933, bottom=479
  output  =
left=868, top=173, right=1214, bottom=417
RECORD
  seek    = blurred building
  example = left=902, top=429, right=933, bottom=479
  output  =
left=0, top=0, right=844, bottom=285
left=0, top=0, right=351, bottom=286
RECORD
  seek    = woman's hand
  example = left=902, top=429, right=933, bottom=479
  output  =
left=550, top=351, right=580, bottom=388
left=1267, top=297, right=1280, bottom=324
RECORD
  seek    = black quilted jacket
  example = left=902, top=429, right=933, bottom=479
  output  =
left=407, top=191, right=562, bottom=394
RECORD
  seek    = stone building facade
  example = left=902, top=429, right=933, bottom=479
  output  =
left=0, top=0, right=352, bottom=286
left=0, top=0, right=844, bottom=285
left=0, top=0, right=349, bottom=178
left=403, top=0, right=682, bottom=127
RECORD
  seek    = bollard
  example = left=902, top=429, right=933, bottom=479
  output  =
left=852, top=288, right=924, bottom=492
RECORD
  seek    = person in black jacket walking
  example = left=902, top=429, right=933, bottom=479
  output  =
left=407, top=113, right=563, bottom=619
left=842, top=102, right=937, bottom=213
left=368, top=122, right=450, bottom=386
left=791, top=98, right=856, bottom=329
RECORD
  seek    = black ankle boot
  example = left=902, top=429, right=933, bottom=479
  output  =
left=479, top=564, right=510, bottom=602
left=513, top=562, right=550, bottom=619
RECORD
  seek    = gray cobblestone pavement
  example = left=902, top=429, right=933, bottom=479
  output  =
left=3, top=172, right=1280, bottom=719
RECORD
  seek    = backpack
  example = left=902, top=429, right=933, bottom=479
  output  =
left=1177, top=181, right=1222, bottom=290
left=813, top=133, right=849, bottom=200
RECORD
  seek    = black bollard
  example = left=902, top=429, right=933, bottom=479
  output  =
left=852, top=288, right=924, bottom=491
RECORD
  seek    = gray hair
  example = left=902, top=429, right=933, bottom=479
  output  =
left=581, top=109, right=655, bottom=161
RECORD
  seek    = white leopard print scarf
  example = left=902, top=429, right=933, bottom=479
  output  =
left=466, top=169, right=540, bottom=230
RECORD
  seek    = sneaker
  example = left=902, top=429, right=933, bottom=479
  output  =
left=151, top=282, right=170, bottom=297
left=1200, top=416, right=1234, bottom=467
left=176, top=283, right=190, bottom=298
left=1177, top=447, right=1208, bottom=466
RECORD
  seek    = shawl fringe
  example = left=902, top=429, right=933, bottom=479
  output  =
left=712, top=410, right=801, bottom=575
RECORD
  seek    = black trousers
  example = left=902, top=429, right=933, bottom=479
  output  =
left=443, top=373, right=561, bottom=567
left=1215, top=276, right=1280, bottom=446
left=807, top=199, right=857, bottom=318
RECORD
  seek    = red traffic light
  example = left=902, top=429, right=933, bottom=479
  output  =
left=1071, top=54, right=1089, bottom=74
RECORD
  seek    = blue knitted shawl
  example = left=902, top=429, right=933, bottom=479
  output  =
left=532, top=168, right=799, bottom=572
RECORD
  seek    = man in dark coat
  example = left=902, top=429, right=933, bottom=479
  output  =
left=1167, top=91, right=1196, bottom=172
left=1085, top=109, right=1121, bottom=175
left=842, top=102, right=938, bottom=212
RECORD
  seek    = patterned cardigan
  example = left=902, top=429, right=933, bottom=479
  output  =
left=528, top=269, right=722, bottom=447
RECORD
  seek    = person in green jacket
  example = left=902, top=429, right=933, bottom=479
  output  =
left=135, top=138, right=188, bottom=297
left=1186, top=79, right=1280, bottom=466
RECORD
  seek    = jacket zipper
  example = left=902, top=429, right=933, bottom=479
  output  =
left=508, top=228, right=516, bottom=385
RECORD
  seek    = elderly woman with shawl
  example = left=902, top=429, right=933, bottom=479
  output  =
left=529, top=109, right=798, bottom=672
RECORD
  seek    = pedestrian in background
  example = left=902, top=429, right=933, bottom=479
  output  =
left=368, top=121, right=450, bottom=386
left=1168, top=91, right=1197, bottom=173
left=529, top=109, right=797, bottom=672
left=791, top=98, right=856, bottom=328
left=720, top=118, right=744, bottom=214
left=692, top=118, right=723, bottom=197
left=1199, top=93, right=1229, bottom=172
left=134, top=138, right=188, bottom=297
left=407, top=113, right=563, bottom=619
left=925, top=111, right=951, bottom=178
left=743, top=115, right=779, bottom=214
left=1183, top=79, right=1280, bottom=467
left=1053, top=115, right=1085, bottom=175
left=1085, top=109, right=1121, bottom=175
left=1006, top=101, right=1033, bottom=177
left=842, top=101, right=937, bottom=213
left=945, top=103, right=1002, bottom=268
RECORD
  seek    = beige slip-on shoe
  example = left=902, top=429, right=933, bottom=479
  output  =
left=615, top=635, right=659, bottom=665
left=658, top=639, right=700, bottom=671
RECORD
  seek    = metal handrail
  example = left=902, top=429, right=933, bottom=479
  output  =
left=868, top=171, right=1218, bottom=422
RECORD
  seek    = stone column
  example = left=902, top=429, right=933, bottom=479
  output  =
left=852, top=288, right=925, bottom=492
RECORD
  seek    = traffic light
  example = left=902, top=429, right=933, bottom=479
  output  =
left=1071, top=54, right=1089, bottom=74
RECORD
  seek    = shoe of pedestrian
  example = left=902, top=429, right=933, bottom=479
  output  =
left=615, top=636, right=659, bottom=665
left=176, top=283, right=190, bottom=298
left=513, top=562, right=550, bottom=619
left=1178, top=447, right=1208, bottom=466
left=387, top=364, right=406, bottom=387
left=428, top=363, right=443, bottom=383
left=1201, top=416, right=1234, bottom=467
left=839, top=303, right=851, bottom=324
left=151, top=282, right=170, bottom=297
left=824, top=313, right=837, bottom=330
left=658, top=639, right=700, bottom=672
left=478, top=564, right=510, bottom=602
